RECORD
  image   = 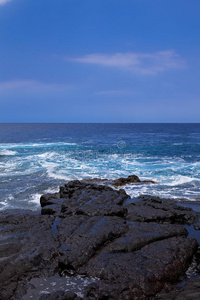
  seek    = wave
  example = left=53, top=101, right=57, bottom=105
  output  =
left=0, top=142, right=77, bottom=150
left=0, top=200, right=8, bottom=210
left=1, top=146, right=200, bottom=204
left=166, top=175, right=200, bottom=186
left=0, top=149, right=17, bottom=156
left=27, top=186, right=62, bottom=206
left=1, top=148, right=200, bottom=182
left=29, top=193, right=42, bottom=205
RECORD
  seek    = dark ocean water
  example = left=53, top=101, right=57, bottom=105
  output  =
left=0, top=123, right=200, bottom=210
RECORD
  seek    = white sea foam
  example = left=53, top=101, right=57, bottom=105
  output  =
left=167, top=175, right=200, bottom=186
left=23, top=274, right=99, bottom=299
left=37, top=152, right=60, bottom=159
left=0, top=142, right=77, bottom=150
left=0, top=149, right=17, bottom=156
left=1, top=143, right=200, bottom=205
left=0, top=200, right=8, bottom=210
left=29, top=193, right=42, bottom=205
left=0, top=157, right=42, bottom=177
left=44, top=187, right=60, bottom=194
left=47, top=171, right=72, bottom=181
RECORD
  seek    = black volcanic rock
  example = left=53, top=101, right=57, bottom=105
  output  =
left=0, top=210, right=59, bottom=300
left=0, top=180, right=200, bottom=299
left=39, top=291, right=81, bottom=300
left=156, top=278, right=200, bottom=299
left=126, top=195, right=200, bottom=224
left=113, top=174, right=141, bottom=186
left=66, top=174, right=156, bottom=188
left=40, top=192, right=61, bottom=207
left=79, top=223, right=198, bottom=299
left=112, top=174, right=157, bottom=187
left=58, top=216, right=128, bottom=271
left=41, top=180, right=130, bottom=217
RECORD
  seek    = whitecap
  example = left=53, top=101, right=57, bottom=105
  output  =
left=0, top=142, right=77, bottom=150
left=47, top=171, right=72, bottom=181
left=167, top=175, right=200, bottom=186
left=29, top=193, right=42, bottom=205
left=0, top=201, right=8, bottom=210
left=0, top=149, right=17, bottom=156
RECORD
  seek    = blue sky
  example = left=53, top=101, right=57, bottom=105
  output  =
left=0, top=0, right=200, bottom=122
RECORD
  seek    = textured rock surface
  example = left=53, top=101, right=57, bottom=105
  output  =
left=0, top=210, right=59, bottom=300
left=41, top=180, right=129, bottom=217
left=112, top=174, right=156, bottom=187
left=112, top=174, right=141, bottom=186
left=79, top=228, right=197, bottom=299
left=39, top=291, right=81, bottom=300
left=156, top=278, right=200, bottom=300
left=61, top=174, right=157, bottom=188
left=127, top=195, right=200, bottom=224
left=0, top=180, right=200, bottom=299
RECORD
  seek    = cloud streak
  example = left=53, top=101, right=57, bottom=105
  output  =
left=0, top=0, right=12, bottom=5
left=0, top=80, right=73, bottom=92
left=66, top=50, right=185, bottom=75
left=96, top=90, right=135, bottom=96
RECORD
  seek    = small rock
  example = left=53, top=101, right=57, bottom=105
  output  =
left=194, top=224, right=200, bottom=230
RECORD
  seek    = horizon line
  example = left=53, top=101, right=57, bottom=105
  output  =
left=0, top=122, right=200, bottom=125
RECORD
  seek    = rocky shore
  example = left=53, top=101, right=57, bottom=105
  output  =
left=1, top=176, right=200, bottom=299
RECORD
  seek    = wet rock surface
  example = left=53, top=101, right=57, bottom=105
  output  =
left=112, top=174, right=156, bottom=187
left=0, top=179, right=200, bottom=299
left=41, top=180, right=129, bottom=217
left=127, top=195, right=200, bottom=224
left=0, top=210, right=59, bottom=300
left=156, top=278, right=200, bottom=300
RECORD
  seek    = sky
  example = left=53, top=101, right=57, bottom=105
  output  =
left=0, top=0, right=200, bottom=122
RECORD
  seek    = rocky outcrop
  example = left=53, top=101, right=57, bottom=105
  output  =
left=81, top=236, right=197, bottom=299
left=112, top=174, right=157, bottom=187
left=0, top=210, right=59, bottom=300
left=41, top=180, right=129, bottom=217
left=66, top=174, right=157, bottom=188
left=127, top=195, right=200, bottom=224
left=0, top=179, right=200, bottom=299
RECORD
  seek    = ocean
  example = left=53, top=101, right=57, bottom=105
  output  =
left=0, top=123, right=200, bottom=210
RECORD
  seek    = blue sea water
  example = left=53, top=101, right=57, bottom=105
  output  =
left=0, top=123, right=200, bottom=210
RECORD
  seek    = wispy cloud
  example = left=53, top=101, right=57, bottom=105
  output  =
left=66, top=50, right=186, bottom=75
left=0, top=0, right=12, bottom=6
left=0, top=80, right=73, bottom=92
left=96, top=90, right=135, bottom=96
